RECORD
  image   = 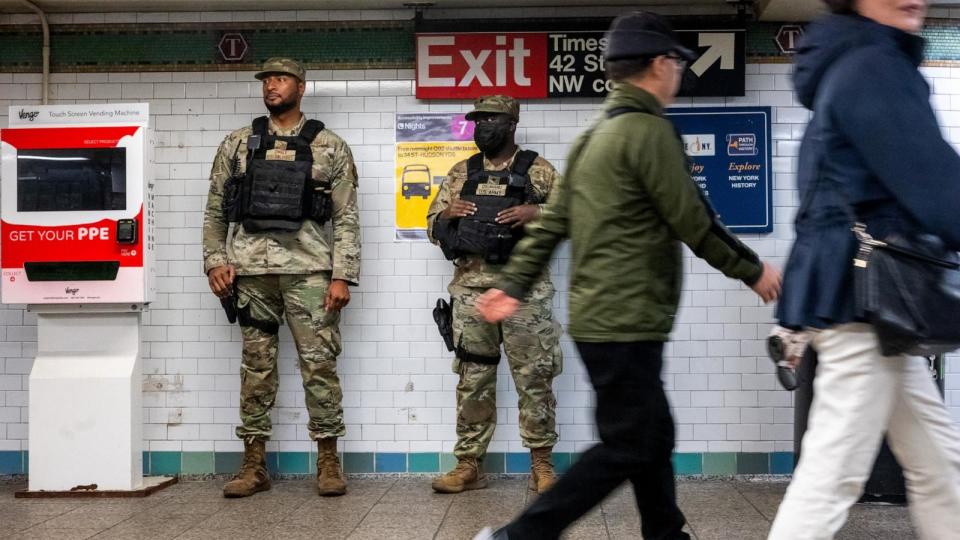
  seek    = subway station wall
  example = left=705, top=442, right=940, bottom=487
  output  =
left=0, top=8, right=959, bottom=477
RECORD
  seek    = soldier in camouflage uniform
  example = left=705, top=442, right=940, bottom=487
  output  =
left=427, top=95, right=563, bottom=495
left=202, top=58, right=360, bottom=499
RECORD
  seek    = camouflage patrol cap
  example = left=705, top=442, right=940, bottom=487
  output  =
left=255, top=57, right=306, bottom=82
left=465, top=95, right=520, bottom=122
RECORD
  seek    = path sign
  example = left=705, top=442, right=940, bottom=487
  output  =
left=666, top=107, right=773, bottom=233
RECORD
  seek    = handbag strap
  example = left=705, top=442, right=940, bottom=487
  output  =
left=855, top=223, right=960, bottom=269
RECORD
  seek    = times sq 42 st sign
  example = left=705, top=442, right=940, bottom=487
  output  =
left=416, top=26, right=746, bottom=99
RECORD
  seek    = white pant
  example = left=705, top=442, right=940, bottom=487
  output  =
left=768, top=323, right=960, bottom=540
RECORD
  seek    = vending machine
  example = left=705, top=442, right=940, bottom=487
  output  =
left=1, top=103, right=166, bottom=494
left=1, top=103, right=153, bottom=304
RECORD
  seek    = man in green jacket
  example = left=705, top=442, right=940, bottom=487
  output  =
left=473, top=12, right=781, bottom=540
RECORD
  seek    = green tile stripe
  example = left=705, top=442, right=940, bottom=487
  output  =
left=923, top=21, right=960, bottom=61
left=0, top=451, right=795, bottom=477
left=749, top=19, right=960, bottom=62
left=481, top=453, right=505, bottom=474
left=279, top=451, right=310, bottom=474
left=0, top=450, right=799, bottom=477
left=3, top=18, right=960, bottom=72
left=703, top=453, right=738, bottom=475
left=181, top=452, right=214, bottom=475
left=736, top=452, right=769, bottom=474
left=0, top=450, right=25, bottom=475
left=439, top=452, right=457, bottom=474
left=342, top=452, right=374, bottom=474
left=746, top=22, right=792, bottom=58
left=672, top=453, right=703, bottom=475
left=0, top=21, right=413, bottom=72
left=409, top=452, right=440, bottom=473
left=0, top=450, right=156, bottom=477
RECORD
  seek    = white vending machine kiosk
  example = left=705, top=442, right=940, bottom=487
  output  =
left=1, top=103, right=167, bottom=494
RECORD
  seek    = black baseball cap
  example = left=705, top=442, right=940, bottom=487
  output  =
left=604, top=12, right=697, bottom=62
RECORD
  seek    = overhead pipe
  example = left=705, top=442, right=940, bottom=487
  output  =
left=18, top=0, right=50, bottom=105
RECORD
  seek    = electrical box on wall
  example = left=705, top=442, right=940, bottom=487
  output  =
left=0, top=103, right=155, bottom=305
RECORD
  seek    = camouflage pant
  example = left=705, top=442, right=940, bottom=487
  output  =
left=450, top=282, right=562, bottom=459
left=235, top=273, right=345, bottom=441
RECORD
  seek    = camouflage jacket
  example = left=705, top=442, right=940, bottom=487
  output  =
left=427, top=148, right=558, bottom=289
left=202, top=114, right=361, bottom=283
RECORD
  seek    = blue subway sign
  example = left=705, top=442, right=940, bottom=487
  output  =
left=666, top=106, right=773, bottom=233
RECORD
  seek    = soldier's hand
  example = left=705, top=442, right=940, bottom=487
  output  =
left=207, top=265, right=236, bottom=298
left=496, top=204, right=540, bottom=228
left=750, top=262, right=782, bottom=304
left=476, top=288, right=520, bottom=323
left=325, top=279, right=351, bottom=312
left=440, top=199, right=477, bottom=220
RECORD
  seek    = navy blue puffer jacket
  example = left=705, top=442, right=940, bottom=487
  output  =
left=777, top=14, right=960, bottom=329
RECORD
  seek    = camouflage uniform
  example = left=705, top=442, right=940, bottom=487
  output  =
left=203, top=110, right=360, bottom=442
left=427, top=143, right=563, bottom=460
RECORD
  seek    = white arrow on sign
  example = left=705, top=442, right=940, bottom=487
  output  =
left=690, top=33, right=736, bottom=77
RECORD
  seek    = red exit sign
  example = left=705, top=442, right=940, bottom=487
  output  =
left=416, top=33, right=548, bottom=99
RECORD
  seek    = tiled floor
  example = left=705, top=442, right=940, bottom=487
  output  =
left=0, top=477, right=916, bottom=539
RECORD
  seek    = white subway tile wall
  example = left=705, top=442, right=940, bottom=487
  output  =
left=0, top=21, right=958, bottom=456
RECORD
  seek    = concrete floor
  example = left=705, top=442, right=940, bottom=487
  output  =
left=0, top=477, right=916, bottom=539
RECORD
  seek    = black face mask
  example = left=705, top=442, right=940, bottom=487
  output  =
left=473, top=122, right=512, bottom=154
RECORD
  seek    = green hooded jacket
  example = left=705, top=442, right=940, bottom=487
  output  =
left=498, top=83, right=763, bottom=342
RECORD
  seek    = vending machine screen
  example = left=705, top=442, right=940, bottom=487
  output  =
left=17, top=148, right=127, bottom=212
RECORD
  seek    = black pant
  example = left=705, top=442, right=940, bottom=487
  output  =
left=504, top=341, right=688, bottom=540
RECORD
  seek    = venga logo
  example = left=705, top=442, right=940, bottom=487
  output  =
left=18, top=109, right=39, bottom=122
left=416, top=33, right=548, bottom=99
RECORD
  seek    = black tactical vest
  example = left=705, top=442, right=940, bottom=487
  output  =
left=231, top=116, right=331, bottom=232
left=442, top=150, right=540, bottom=264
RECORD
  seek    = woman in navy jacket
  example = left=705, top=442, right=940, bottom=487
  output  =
left=770, top=1, right=960, bottom=538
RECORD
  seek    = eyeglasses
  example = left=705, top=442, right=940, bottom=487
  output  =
left=665, top=54, right=688, bottom=71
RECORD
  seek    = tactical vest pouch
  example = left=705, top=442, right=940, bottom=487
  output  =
left=222, top=175, right=242, bottom=223
left=442, top=150, right=539, bottom=264
left=243, top=159, right=312, bottom=232
left=309, top=181, right=334, bottom=225
left=234, top=116, right=328, bottom=232
left=453, top=215, right=519, bottom=265
left=432, top=218, right=459, bottom=261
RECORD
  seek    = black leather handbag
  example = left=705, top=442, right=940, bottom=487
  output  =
left=853, top=222, right=960, bottom=356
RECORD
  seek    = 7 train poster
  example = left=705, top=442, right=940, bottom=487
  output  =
left=395, top=113, right=478, bottom=240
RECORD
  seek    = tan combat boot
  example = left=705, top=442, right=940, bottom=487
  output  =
left=316, top=438, right=347, bottom=496
left=529, top=447, right=557, bottom=494
left=431, top=457, right=488, bottom=494
left=222, top=438, right=271, bottom=498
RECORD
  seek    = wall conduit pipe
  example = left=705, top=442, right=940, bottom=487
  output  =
left=18, top=0, right=50, bottom=105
